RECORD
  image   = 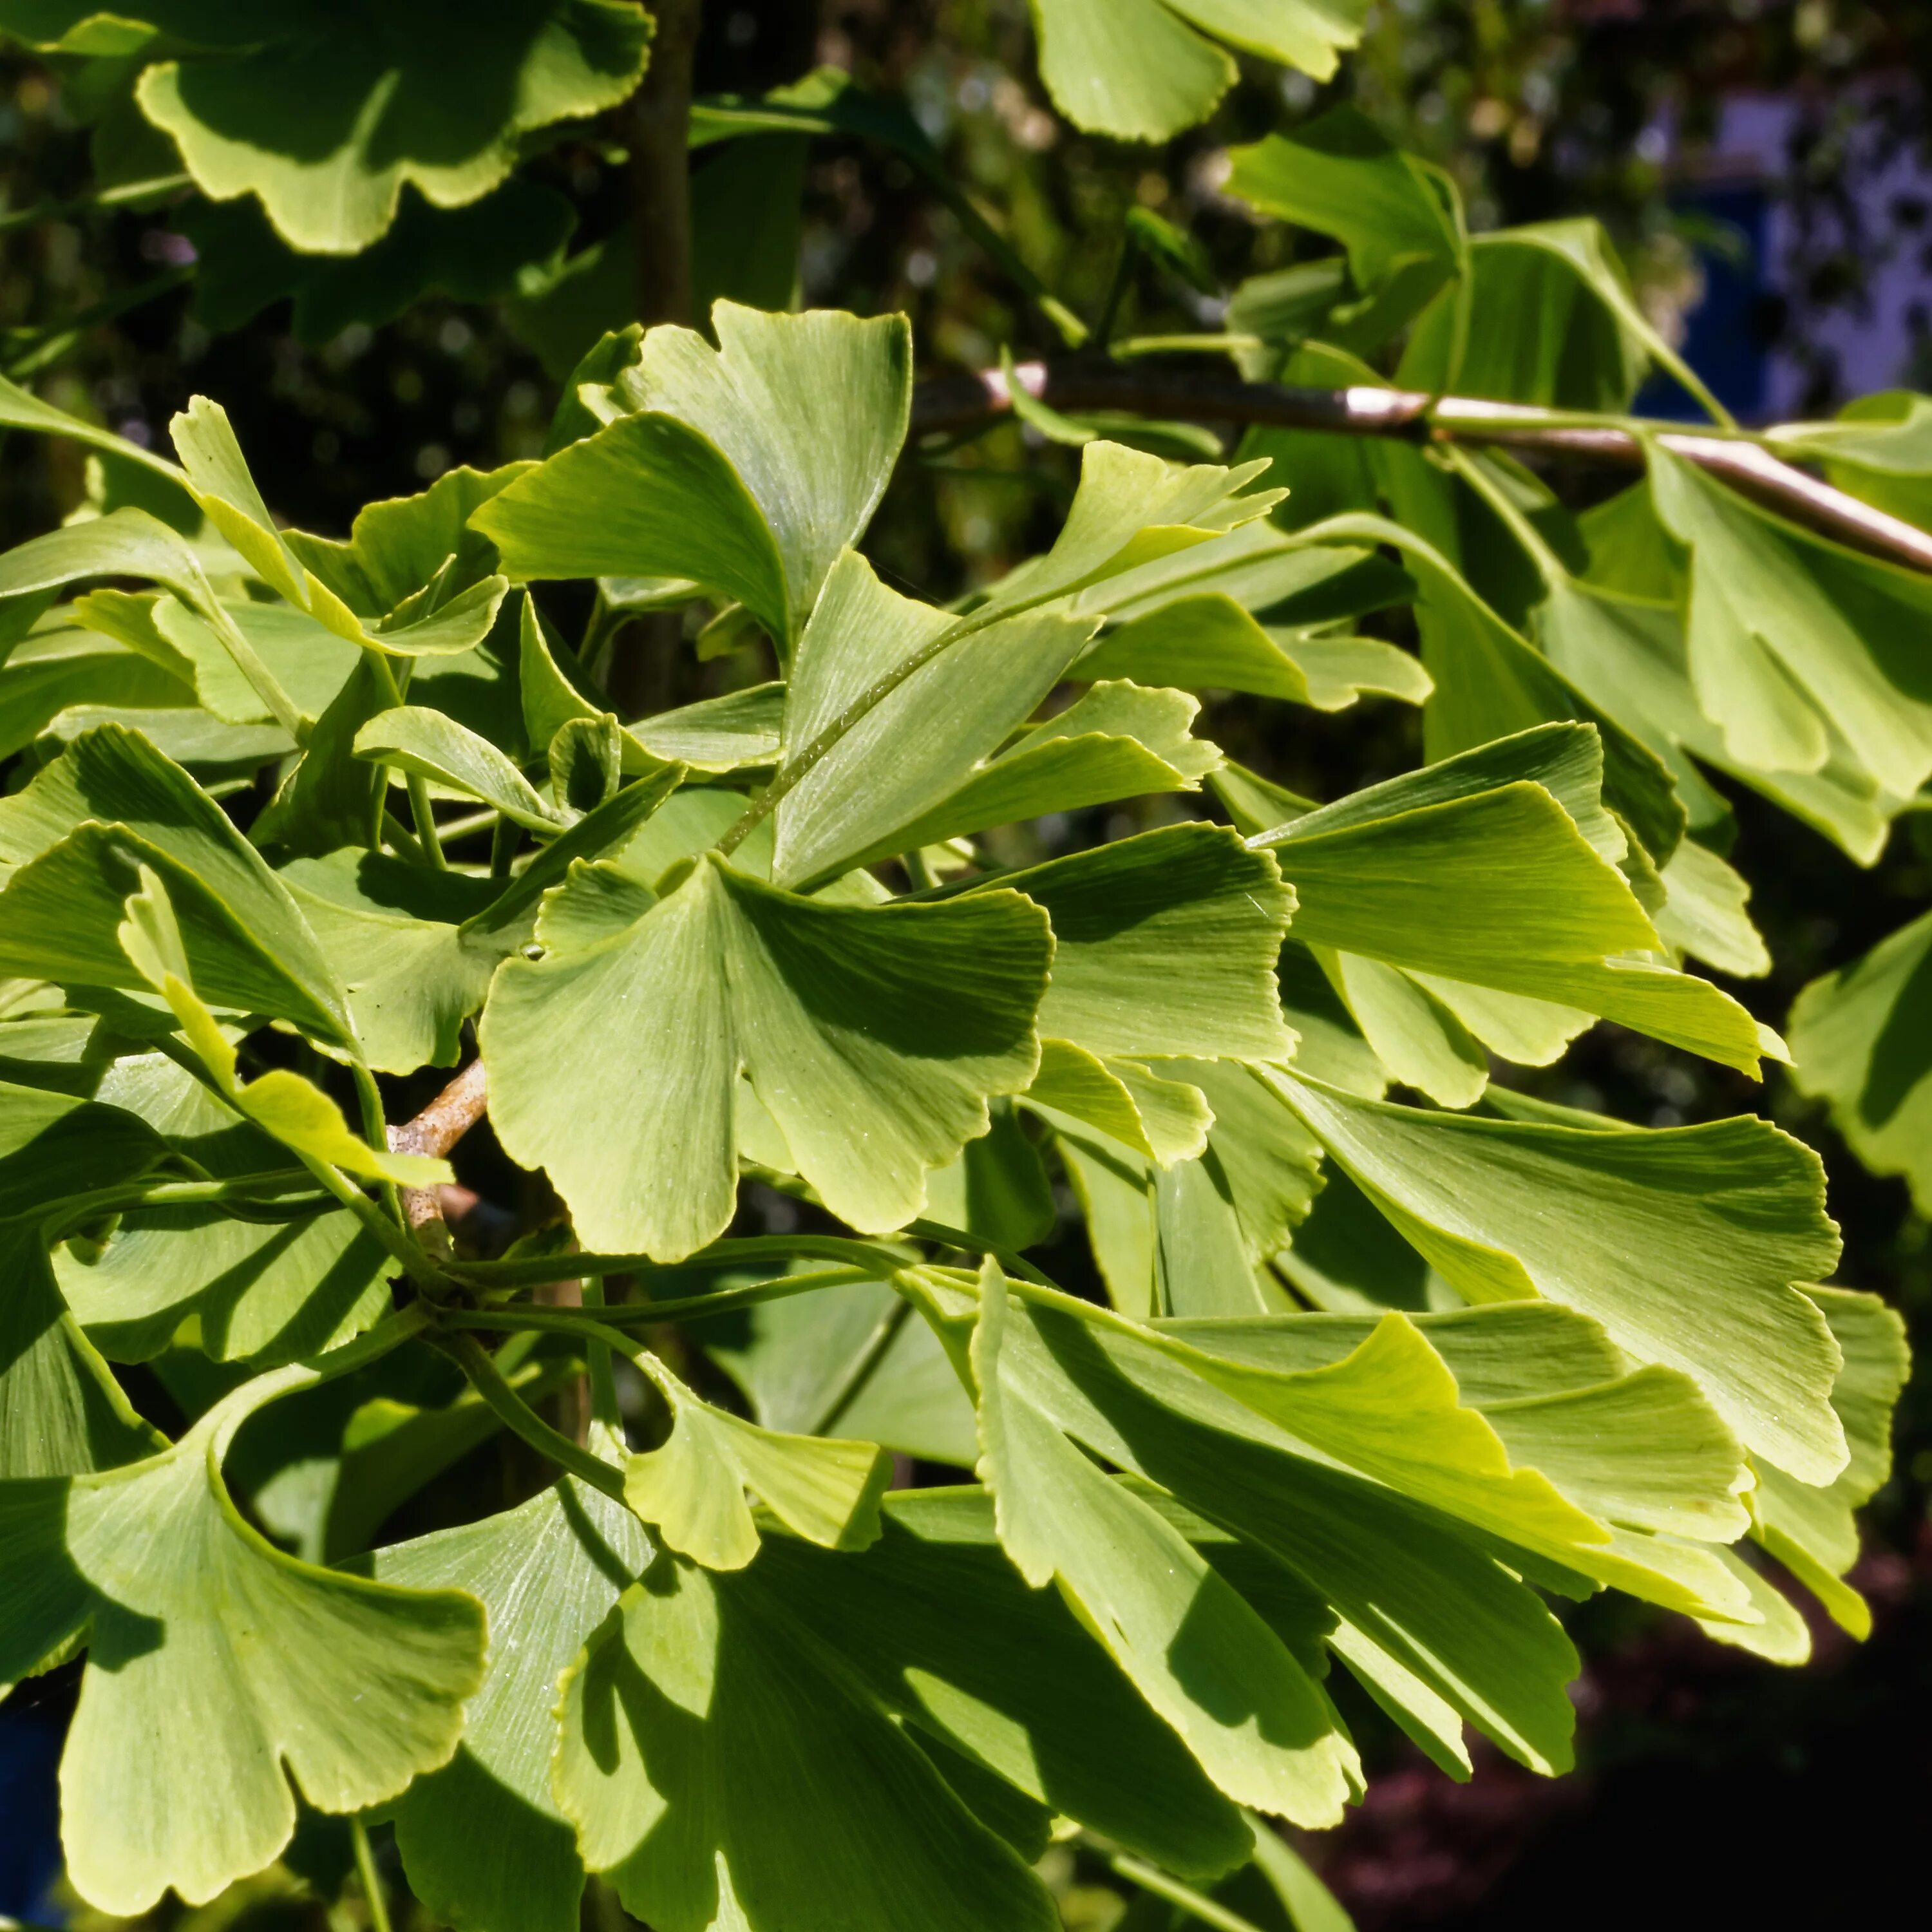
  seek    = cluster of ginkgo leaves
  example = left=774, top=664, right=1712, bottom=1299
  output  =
left=0, top=5, right=1928, bottom=1932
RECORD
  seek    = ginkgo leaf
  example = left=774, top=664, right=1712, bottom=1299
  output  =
left=1300, top=513, right=1687, bottom=865
left=279, top=851, right=497, bottom=1075
left=1397, top=220, right=1684, bottom=413
left=1269, top=1069, right=1847, bottom=1483
left=1251, top=726, right=1770, bottom=1074
left=971, top=1265, right=1363, bottom=1826
left=366, top=1463, right=653, bottom=1932
left=1030, top=0, right=1367, bottom=142
left=1077, top=592, right=1429, bottom=710
left=0, top=1075, right=168, bottom=1222
left=983, top=442, right=1285, bottom=619
left=0, top=724, right=354, bottom=1045
left=0, top=1356, right=488, bottom=1913
left=623, top=1355, right=891, bottom=1570
left=57, top=1200, right=393, bottom=1367
left=118, top=877, right=448, bottom=1188
left=979, top=823, right=1296, bottom=1063
left=171, top=398, right=509, bottom=657
left=1646, top=444, right=1932, bottom=795
left=133, top=1, right=653, bottom=253
left=916, top=1265, right=1581, bottom=1777
left=556, top=1550, right=1060, bottom=1932
left=289, top=462, right=534, bottom=620
left=477, top=305, right=913, bottom=647
left=1533, top=569, right=1899, bottom=866
left=1748, top=1287, right=1909, bottom=1638
left=1162, top=1302, right=1752, bottom=1545
left=766, top=549, right=1097, bottom=888
left=482, top=854, right=1051, bottom=1259
left=759, top=1488, right=1256, bottom=1877
left=354, top=706, right=569, bottom=832
left=0, top=1217, right=166, bottom=1480
left=1789, top=909, right=1932, bottom=1216
left=1226, top=108, right=1463, bottom=348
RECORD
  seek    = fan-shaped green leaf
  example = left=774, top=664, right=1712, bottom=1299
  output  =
left=1790, top=909, right=1932, bottom=1217
left=367, top=1464, right=652, bottom=1932
left=623, top=1359, right=890, bottom=1571
left=0, top=725, right=353, bottom=1045
left=555, top=1549, right=1059, bottom=1932
left=1647, top=442, right=1932, bottom=795
left=1030, top=0, right=1366, bottom=142
left=482, top=855, right=1051, bottom=1258
left=972, top=1265, right=1361, bottom=1825
left=133, top=1, right=652, bottom=252
left=762, top=1486, right=1256, bottom=1877
left=1748, top=1287, right=1909, bottom=1638
left=1269, top=1070, right=1846, bottom=1482
left=0, top=1356, right=488, bottom=1913
left=478, top=305, right=911, bottom=647
left=1, top=1217, right=166, bottom=1479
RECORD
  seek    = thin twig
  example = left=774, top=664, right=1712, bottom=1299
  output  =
left=388, top=1060, right=490, bottom=1251
left=912, top=360, right=1932, bottom=575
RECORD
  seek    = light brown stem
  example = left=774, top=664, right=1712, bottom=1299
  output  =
left=388, top=1060, right=489, bottom=1252
left=913, top=361, right=1932, bottom=576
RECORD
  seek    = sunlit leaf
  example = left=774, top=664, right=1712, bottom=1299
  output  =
left=0, top=1359, right=486, bottom=1912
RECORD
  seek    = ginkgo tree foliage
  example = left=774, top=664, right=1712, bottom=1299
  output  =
left=0, top=6, right=1922, bottom=1932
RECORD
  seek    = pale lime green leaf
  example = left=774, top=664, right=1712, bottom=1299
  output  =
left=1270, top=1070, right=1846, bottom=1482
left=623, top=1354, right=891, bottom=1571
left=0, top=1217, right=166, bottom=1479
left=983, top=442, right=1284, bottom=619
left=289, top=462, right=533, bottom=620
left=972, top=1265, right=1361, bottom=1824
left=354, top=705, right=568, bottom=832
left=134, top=3, right=653, bottom=252
left=0, top=1362, right=487, bottom=1913
left=1647, top=442, right=1932, bottom=795
left=1164, top=1304, right=1752, bottom=1546
left=280, top=851, right=497, bottom=1075
left=1317, top=947, right=1490, bottom=1109
left=1027, top=1045, right=1205, bottom=1167
left=1226, top=109, right=1463, bottom=348
left=369, top=1465, right=652, bottom=1932
left=1030, top=0, right=1365, bottom=142
left=761, top=1488, right=1255, bottom=1877
left=954, top=1269, right=1580, bottom=1776
left=767, top=547, right=1094, bottom=888
left=1253, top=726, right=1768, bottom=1074
left=0, top=724, right=353, bottom=1045
left=629, top=683, right=784, bottom=772
left=1749, top=1286, right=1909, bottom=1638
left=0, top=620, right=196, bottom=763
left=1079, top=592, right=1428, bottom=710
left=482, top=855, right=1050, bottom=1258
left=58, top=1200, right=392, bottom=1367
left=1654, top=836, right=1770, bottom=979
left=1535, top=573, right=1897, bottom=866
left=480, top=305, right=911, bottom=647
left=1303, top=514, right=1688, bottom=865
left=989, top=824, right=1295, bottom=1063
left=1789, top=909, right=1932, bottom=1216
left=118, top=897, right=446, bottom=1188
left=556, top=1550, right=1059, bottom=1932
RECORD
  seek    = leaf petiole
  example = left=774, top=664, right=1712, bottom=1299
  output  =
left=437, top=1331, right=627, bottom=1501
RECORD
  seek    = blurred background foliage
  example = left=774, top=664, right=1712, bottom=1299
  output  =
left=2, top=2, right=1929, bottom=1928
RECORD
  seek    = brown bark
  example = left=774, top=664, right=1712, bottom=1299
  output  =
left=912, top=361, right=1932, bottom=576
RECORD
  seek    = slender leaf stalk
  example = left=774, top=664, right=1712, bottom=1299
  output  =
left=1105, top=1853, right=1272, bottom=1932
left=350, top=1817, right=393, bottom=1932
left=439, top=1331, right=627, bottom=1501
left=447, top=1234, right=916, bottom=1289
left=441, top=1265, right=878, bottom=1332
